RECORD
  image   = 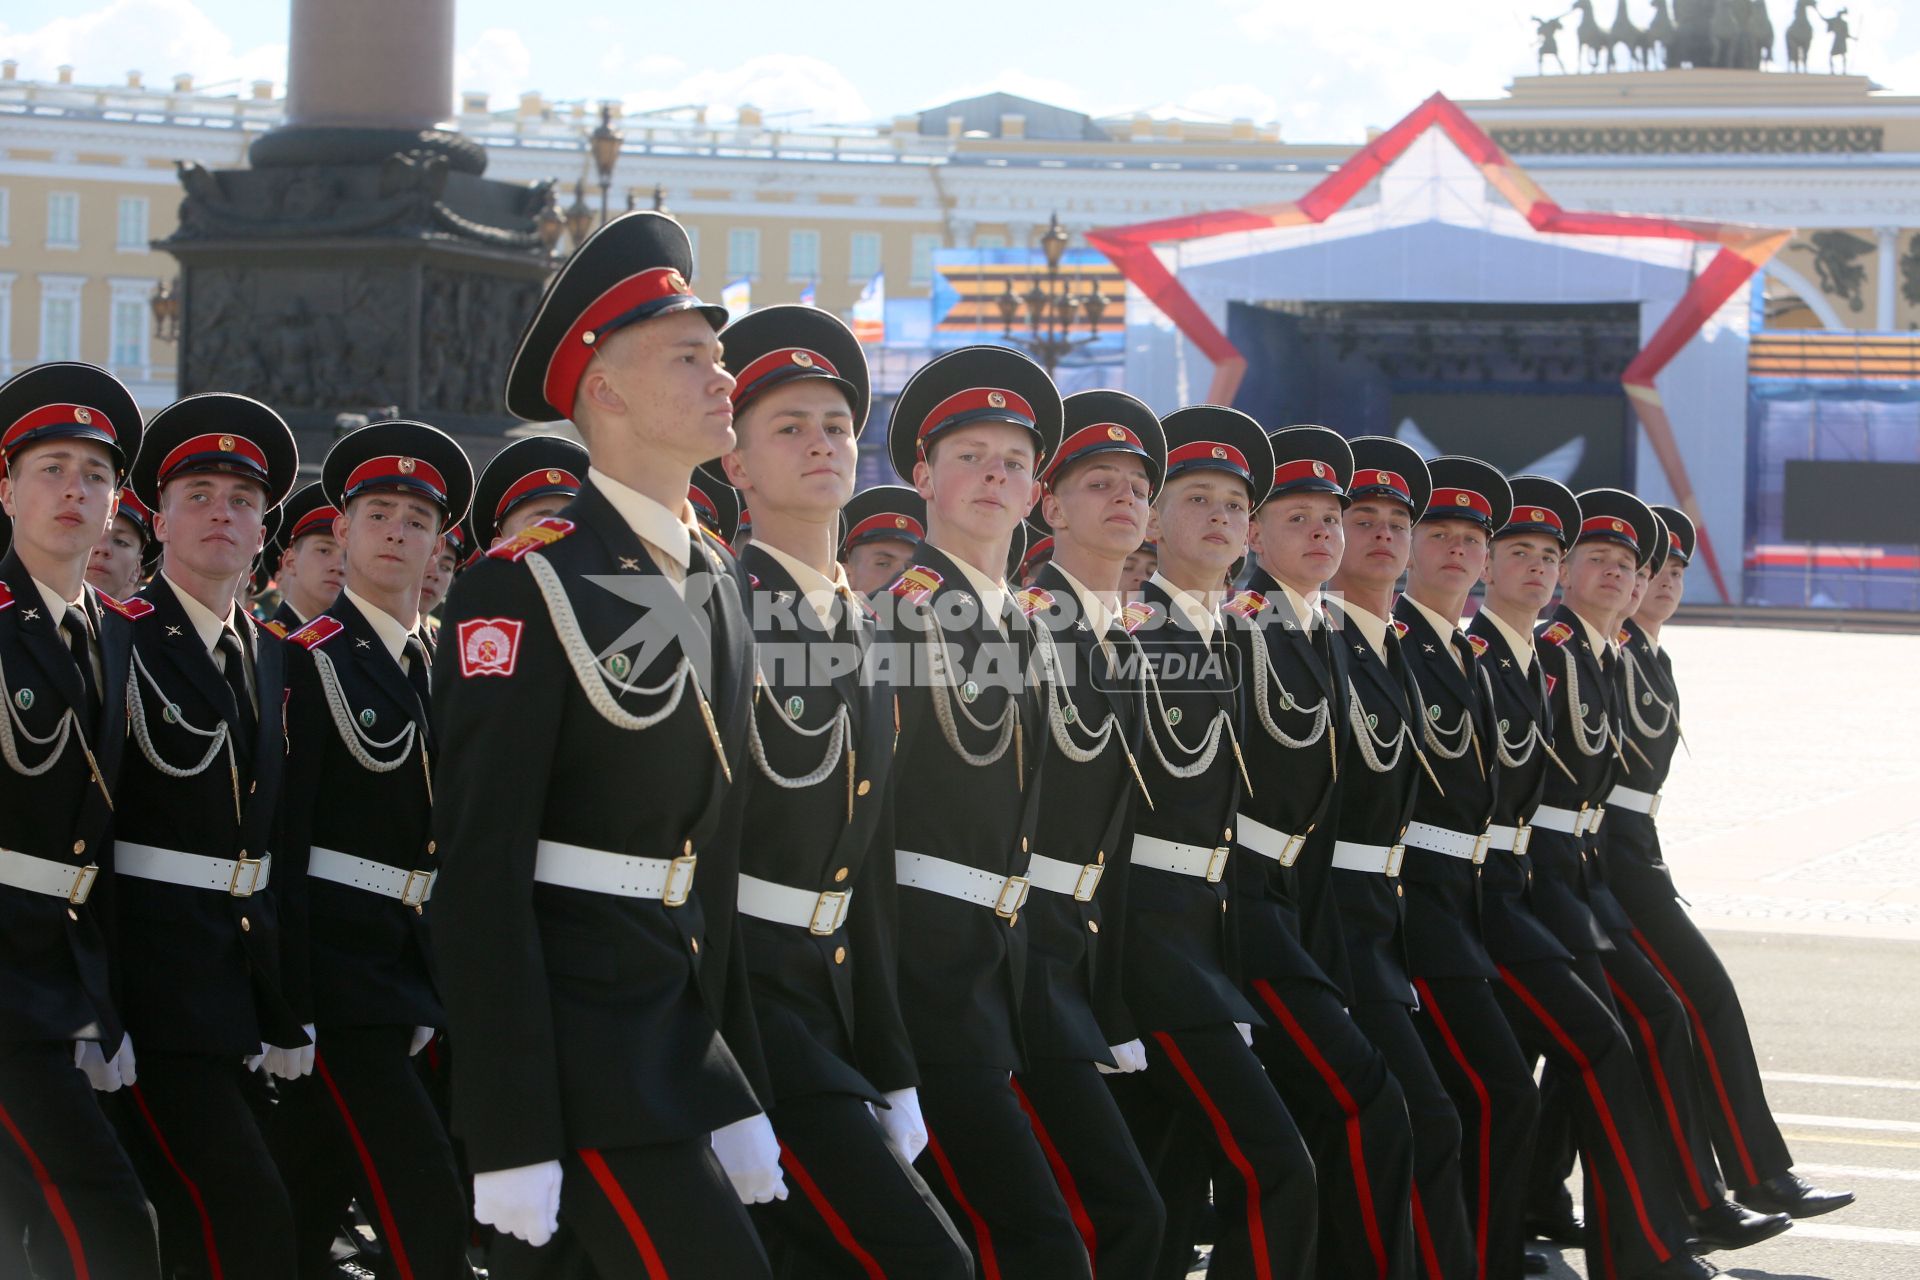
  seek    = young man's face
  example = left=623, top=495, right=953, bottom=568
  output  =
left=1337, top=497, right=1412, bottom=595
left=1483, top=533, right=1562, bottom=617
left=581, top=310, right=736, bottom=470
left=1640, top=560, right=1685, bottom=626
left=1559, top=541, right=1637, bottom=618
left=1407, top=518, right=1489, bottom=599
left=1042, top=455, right=1152, bottom=561
left=1121, top=546, right=1157, bottom=594
left=495, top=495, right=573, bottom=546
left=912, top=424, right=1041, bottom=551
left=418, top=543, right=459, bottom=616
left=335, top=492, right=440, bottom=608
left=155, top=472, right=269, bottom=584
left=281, top=531, right=345, bottom=614
left=0, top=439, right=118, bottom=569
left=1148, top=470, right=1252, bottom=582
left=844, top=537, right=915, bottom=597
left=1248, top=492, right=1344, bottom=591
left=1626, top=564, right=1651, bottom=617
left=85, top=512, right=146, bottom=600
left=723, top=379, right=857, bottom=522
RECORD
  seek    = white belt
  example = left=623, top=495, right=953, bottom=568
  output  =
left=737, top=873, right=851, bottom=935
left=1331, top=840, right=1405, bottom=877
left=1530, top=804, right=1603, bottom=836
left=309, top=847, right=436, bottom=910
left=1607, top=785, right=1662, bottom=818
left=117, top=841, right=271, bottom=897
left=533, top=840, right=697, bottom=906
left=1236, top=812, right=1307, bottom=867
left=0, top=848, right=99, bottom=904
left=1403, top=821, right=1490, bottom=865
left=1485, top=823, right=1534, bottom=856
left=1129, top=834, right=1229, bottom=883
left=896, top=850, right=1028, bottom=919
left=1024, top=853, right=1106, bottom=902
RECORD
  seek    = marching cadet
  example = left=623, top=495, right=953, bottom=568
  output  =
left=1228, top=424, right=1417, bottom=1280
left=431, top=211, right=779, bottom=1277
left=1609, top=506, right=1852, bottom=1222
left=1122, top=405, right=1318, bottom=1280
left=271, top=420, right=477, bottom=1278
left=111, top=391, right=310, bottom=1276
left=710, top=304, right=971, bottom=1277
left=263, top=482, right=345, bottom=637
left=417, top=520, right=462, bottom=630
left=1468, top=480, right=1725, bottom=1280
left=1013, top=389, right=1169, bottom=1280
left=1392, top=457, right=1542, bottom=1280
left=837, top=484, right=924, bottom=600
left=0, top=362, right=159, bottom=1279
left=85, top=486, right=156, bottom=602
left=470, top=436, right=588, bottom=552
left=881, top=345, right=1088, bottom=1277
left=1322, top=437, right=1476, bottom=1279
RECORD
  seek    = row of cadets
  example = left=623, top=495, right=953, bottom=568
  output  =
left=837, top=483, right=925, bottom=601
left=84, top=484, right=157, bottom=604
left=705, top=304, right=972, bottom=1275
left=272, top=419, right=477, bottom=1276
left=1225, top=424, right=1420, bottom=1280
left=430, top=211, right=783, bottom=1275
left=261, top=482, right=344, bottom=635
left=1118, top=405, right=1320, bottom=1280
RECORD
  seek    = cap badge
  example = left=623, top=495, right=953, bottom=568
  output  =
left=987, top=391, right=1007, bottom=409
left=546, top=469, right=563, bottom=484
left=581, top=330, right=597, bottom=346
left=73, top=407, right=92, bottom=425
left=665, top=270, right=689, bottom=294
left=1454, top=492, right=1472, bottom=506
left=1531, top=509, right=1546, bottom=522
left=1377, top=471, right=1391, bottom=484
left=218, top=435, right=236, bottom=452
left=894, top=516, right=909, bottom=529
left=1611, top=519, right=1624, bottom=532
left=398, top=457, right=417, bottom=475
left=1211, top=446, right=1228, bottom=460
left=792, top=350, right=815, bottom=368
left=1107, top=426, right=1126, bottom=441
left=1312, top=461, right=1327, bottom=478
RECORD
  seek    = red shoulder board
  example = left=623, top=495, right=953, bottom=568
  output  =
left=1221, top=589, right=1266, bottom=620
left=261, top=618, right=289, bottom=638
left=748, top=573, right=761, bottom=589
left=0, top=582, right=13, bottom=612
left=288, top=616, right=344, bottom=650
left=1545, top=674, right=1559, bottom=697
left=1615, top=627, right=1632, bottom=648
left=888, top=565, right=943, bottom=606
left=1391, top=618, right=1410, bottom=639
left=1466, top=633, right=1489, bottom=657
left=1120, top=601, right=1157, bottom=634
left=486, top=517, right=576, bottom=564
left=1014, top=586, right=1055, bottom=618
left=96, top=592, right=154, bottom=620
left=1541, top=621, right=1574, bottom=648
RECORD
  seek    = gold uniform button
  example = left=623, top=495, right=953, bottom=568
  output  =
left=67, top=908, right=79, bottom=922
left=249, top=780, right=257, bottom=795
left=72, top=840, right=85, bottom=855
left=1021, top=837, right=1029, bottom=853
left=1087, top=920, right=1099, bottom=934
left=683, top=840, right=694, bottom=855
left=241, top=917, right=252, bottom=932
left=1396, top=885, right=1405, bottom=898
left=427, top=840, right=438, bottom=855
left=690, top=937, right=700, bottom=955
left=1223, top=828, right=1233, bottom=842
left=856, top=779, right=872, bottom=797
left=833, top=867, right=850, bottom=884
left=834, top=946, right=847, bottom=965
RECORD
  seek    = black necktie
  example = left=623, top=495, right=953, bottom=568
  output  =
left=216, top=628, right=255, bottom=736
left=62, top=607, right=100, bottom=724
left=401, top=635, right=432, bottom=714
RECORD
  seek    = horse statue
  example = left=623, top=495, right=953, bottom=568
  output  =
left=1644, top=0, right=1679, bottom=66
left=1607, top=0, right=1647, bottom=68
left=1571, top=0, right=1611, bottom=69
left=1749, top=0, right=1776, bottom=64
left=1785, top=0, right=1815, bottom=69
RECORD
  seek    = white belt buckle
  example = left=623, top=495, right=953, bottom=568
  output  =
left=1205, top=846, right=1230, bottom=883
left=1513, top=824, right=1533, bottom=857
left=662, top=854, right=698, bottom=908
left=68, top=863, right=99, bottom=905
left=1472, top=833, right=1491, bottom=866
left=1646, top=793, right=1662, bottom=819
left=808, top=889, right=850, bottom=936
left=1385, top=844, right=1406, bottom=877
left=1280, top=833, right=1307, bottom=868
left=994, top=875, right=1029, bottom=920
left=400, top=868, right=434, bottom=912
left=228, top=857, right=264, bottom=898
left=1072, top=862, right=1104, bottom=902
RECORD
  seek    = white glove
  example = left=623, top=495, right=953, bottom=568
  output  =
left=408, top=1026, right=435, bottom=1057
left=74, top=1033, right=136, bottom=1092
left=873, top=1087, right=929, bottom=1165
left=1097, top=1039, right=1149, bottom=1075
left=262, top=1024, right=317, bottom=1080
left=710, top=1114, right=788, bottom=1205
left=1235, top=1021, right=1254, bottom=1048
left=473, top=1160, right=563, bottom=1248
left=245, top=1045, right=267, bottom=1073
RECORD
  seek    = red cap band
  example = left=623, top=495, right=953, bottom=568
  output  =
left=846, top=511, right=924, bottom=545
left=1511, top=505, right=1564, bottom=534
left=688, top=485, right=720, bottom=522
left=918, top=387, right=1037, bottom=450
left=1353, top=468, right=1410, bottom=500
left=1021, top=535, right=1054, bottom=571
left=290, top=505, right=342, bottom=541
left=1668, top=530, right=1683, bottom=553
left=1429, top=487, right=1493, bottom=521
left=731, top=347, right=841, bottom=405
left=495, top=467, right=582, bottom=520
left=544, top=266, right=695, bottom=420
left=1580, top=515, right=1638, bottom=548
left=344, top=455, right=450, bottom=505
left=1167, top=440, right=1249, bottom=475
left=158, top=432, right=270, bottom=485
left=1271, top=457, right=1339, bottom=490
left=3, top=403, right=118, bottom=457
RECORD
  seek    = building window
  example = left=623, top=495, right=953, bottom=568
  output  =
left=116, top=197, right=149, bottom=251
left=788, top=229, right=820, bottom=283
left=726, top=228, right=760, bottom=280
left=110, top=281, right=150, bottom=375
left=46, top=193, right=79, bottom=249
left=39, top=278, right=83, bottom=362
left=910, top=234, right=942, bottom=286
left=849, top=231, right=882, bottom=284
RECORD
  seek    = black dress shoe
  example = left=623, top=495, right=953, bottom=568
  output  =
left=1689, top=1198, right=1792, bottom=1252
left=1737, top=1171, right=1856, bottom=1219
left=1636, top=1253, right=1721, bottom=1279
left=1524, top=1249, right=1552, bottom=1275
left=1524, top=1193, right=1583, bottom=1246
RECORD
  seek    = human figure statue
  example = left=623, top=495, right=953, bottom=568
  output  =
left=1535, top=12, right=1570, bottom=71
left=1710, top=0, right=1744, bottom=66
left=1824, top=6, right=1850, bottom=72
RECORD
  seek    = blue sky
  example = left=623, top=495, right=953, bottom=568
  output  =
left=5, top=0, right=1918, bottom=142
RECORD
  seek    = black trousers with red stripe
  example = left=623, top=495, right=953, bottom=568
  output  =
left=1247, top=976, right=1416, bottom=1280
left=1624, top=904, right=1794, bottom=1194
left=487, top=1137, right=771, bottom=1279
left=1494, top=958, right=1697, bottom=1280
left=1410, top=978, right=1541, bottom=1280
left=1013, top=1058, right=1166, bottom=1280
left=112, top=1050, right=293, bottom=1278
left=269, top=1023, right=470, bottom=1279
left=913, top=1063, right=1092, bottom=1280
left=0, top=1040, right=158, bottom=1280
left=749, top=1091, right=971, bottom=1280
left=1112, top=1023, right=1318, bottom=1280
left=1347, top=1000, right=1474, bottom=1280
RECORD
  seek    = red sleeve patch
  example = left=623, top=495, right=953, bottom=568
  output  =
left=1015, top=586, right=1055, bottom=618
left=1540, top=621, right=1574, bottom=648
left=887, top=565, right=942, bottom=606
left=457, top=617, right=524, bottom=678
left=0, top=582, right=14, bottom=612
left=486, top=517, right=575, bottom=564
left=1120, top=601, right=1157, bottom=634
left=94, top=590, right=153, bottom=619
left=1221, top=589, right=1266, bottom=620
left=288, top=616, right=344, bottom=650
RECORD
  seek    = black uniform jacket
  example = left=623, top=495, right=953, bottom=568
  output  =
left=882, top=543, right=1043, bottom=1073
left=278, top=595, right=442, bottom=1031
left=115, top=575, right=304, bottom=1056
left=1393, top=597, right=1499, bottom=981
left=429, top=481, right=761, bottom=1175
left=1603, top=617, right=1684, bottom=916
left=716, top=543, right=914, bottom=1107
left=1019, top=562, right=1145, bottom=1066
left=0, top=552, right=128, bottom=1047
left=1224, top=570, right=1352, bottom=1003
left=1465, top=611, right=1572, bottom=965
left=1124, top=578, right=1261, bottom=1032
left=1323, top=601, right=1421, bottom=1006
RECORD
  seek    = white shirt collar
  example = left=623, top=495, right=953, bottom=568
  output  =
left=30, top=577, right=83, bottom=624
left=1403, top=593, right=1461, bottom=641
left=1482, top=607, right=1536, bottom=675
left=161, top=571, right=234, bottom=656
left=755, top=540, right=853, bottom=632
left=1151, top=571, right=1220, bottom=645
left=343, top=586, right=413, bottom=663
left=1340, top=598, right=1391, bottom=662
left=945, top=549, right=1008, bottom=634
left=1568, top=607, right=1613, bottom=659
left=1049, top=562, right=1116, bottom=638
left=1274, top=580, right=1320, bottom=630
left=589, top=466, right=694, bottom=573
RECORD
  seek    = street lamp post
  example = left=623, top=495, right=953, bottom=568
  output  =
left=994, top=212, right=1109, bottom=374
left=589, top=102, right=624, bottom=227
left=565, top=179, right=594, bottom=252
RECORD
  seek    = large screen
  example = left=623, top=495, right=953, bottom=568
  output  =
left=1782, top=460, right=1920, bottom=544
left=1387, top=391, right=1629, bottom=492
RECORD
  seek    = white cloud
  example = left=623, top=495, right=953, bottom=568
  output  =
left=453, top=27, right=532, bottom=106
left=618, top=53, right=873, bottom=127
left=0, top=0, right=283, bottom=91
